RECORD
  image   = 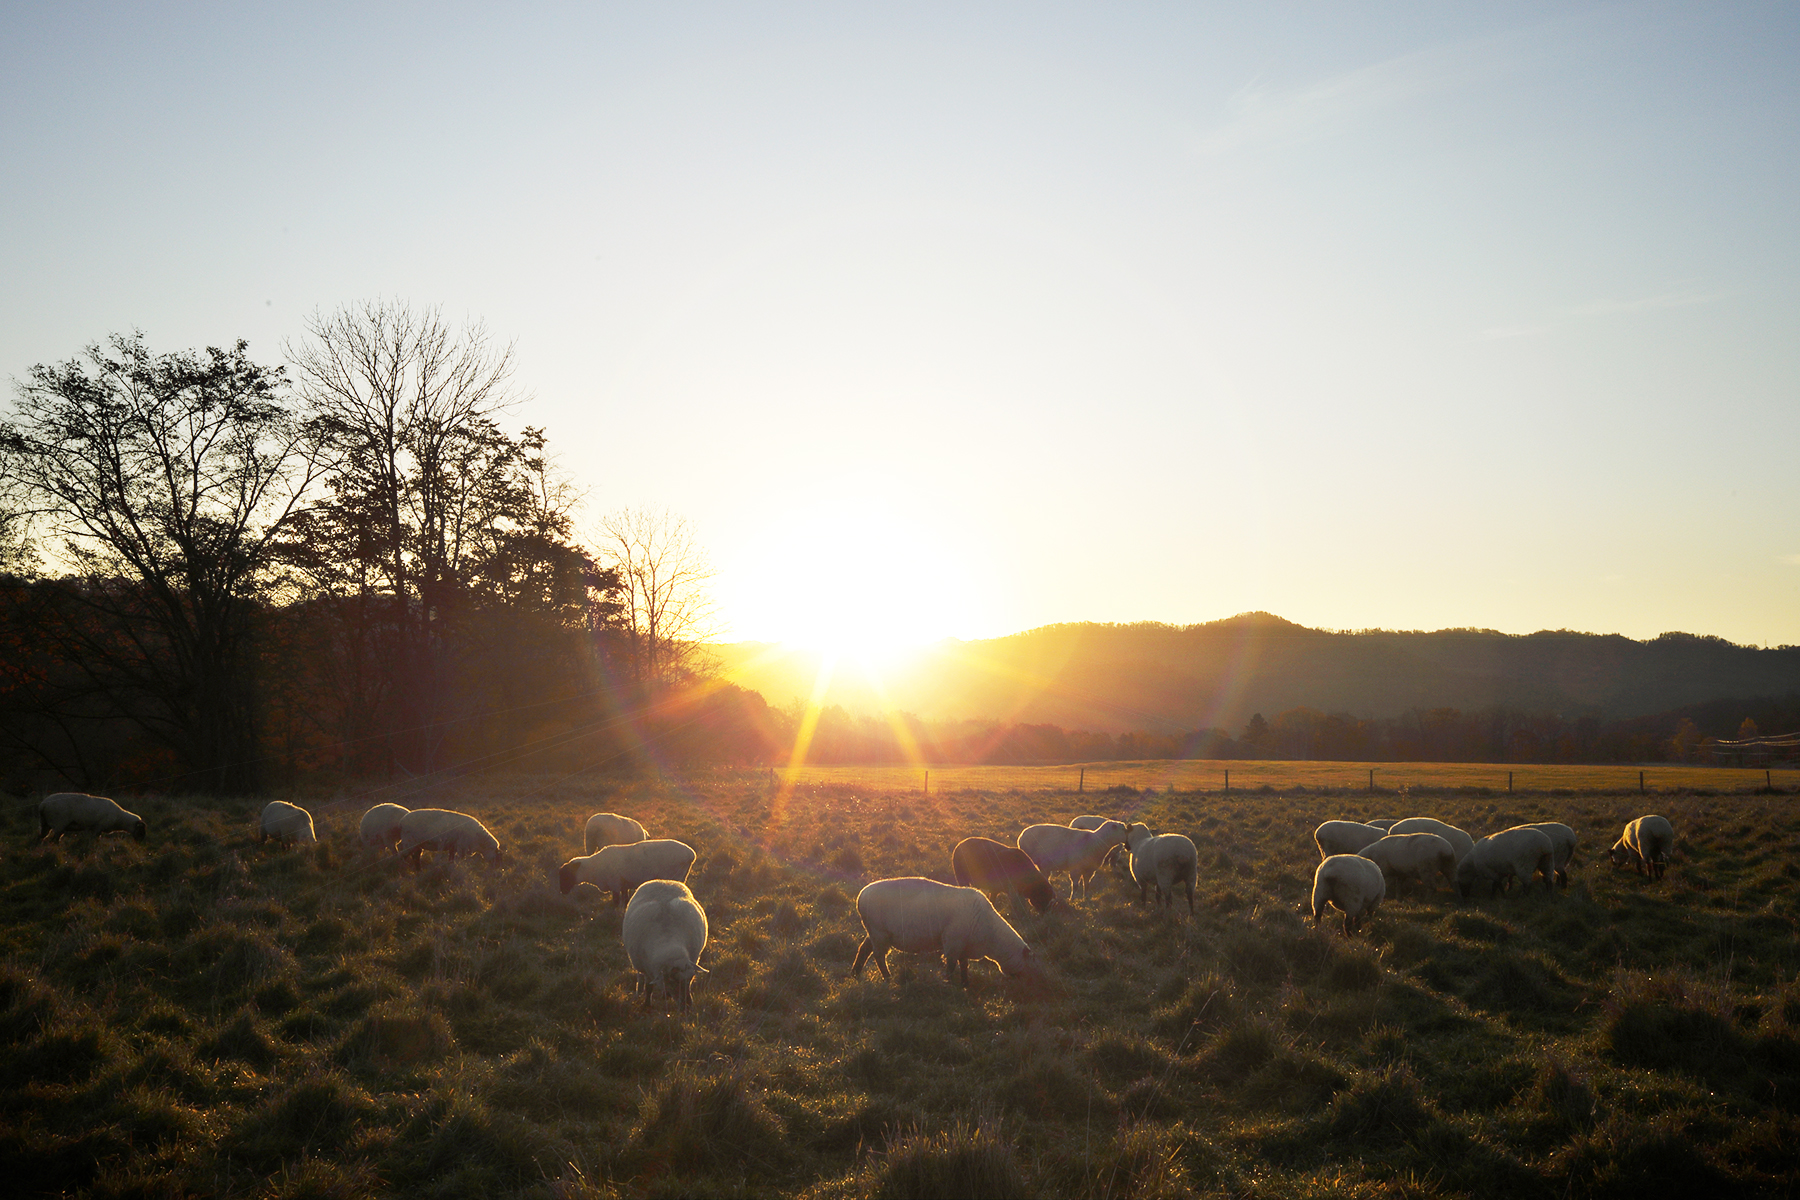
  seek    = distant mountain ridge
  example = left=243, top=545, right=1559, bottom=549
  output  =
left=710, top=613, right=1800, bottom=734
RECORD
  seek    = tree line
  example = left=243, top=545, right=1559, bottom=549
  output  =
left=0, top=303, right=717, bottom=795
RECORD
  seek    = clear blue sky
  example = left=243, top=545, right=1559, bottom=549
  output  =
left=4, top=3, right=1797, bottom=648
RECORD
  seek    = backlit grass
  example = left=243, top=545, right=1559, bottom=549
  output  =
left=2, top=775, right=1797, bottom=1196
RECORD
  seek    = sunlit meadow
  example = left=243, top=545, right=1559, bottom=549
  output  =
left=4, top=773, right=1798, bottom=1197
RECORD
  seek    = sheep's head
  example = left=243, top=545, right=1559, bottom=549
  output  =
left=558, top=860, right=579, bottom=894
left=1124, top=822, right=1153, bottom=850
left=1608, top=840, right=1632, bottom=868
left=1022, top=877, right=1055, bottom=915
left=132, top=818, right=147, bottom=842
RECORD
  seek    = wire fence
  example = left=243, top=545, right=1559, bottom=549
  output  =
left=755, top=759, right=1800, bottom=796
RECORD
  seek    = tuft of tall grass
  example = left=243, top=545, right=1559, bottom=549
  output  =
left=626, top=1064, right=787, bottom=1173
left=856, top=1118, right=1034, bottom=1200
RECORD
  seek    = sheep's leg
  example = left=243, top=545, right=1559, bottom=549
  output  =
left=874, top=948, right=891, bottom=979
left=850, top=938, right=874, bottom=977
left=959, top=957, right=970, bottom=988
left=1184, top=879, right=1194, bottom=914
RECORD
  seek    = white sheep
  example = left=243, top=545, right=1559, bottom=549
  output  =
left=1357, top=832, right=1456, bottom=895
left=1069, top=815, right=1115, bottom=831
left=849, top=877, right=1040, bottom=988
left=1124, top=824, right=1198, bottom=913
left=1311, top=854, right=1385, bottom=937
left=359, top=803, right=410, bottom=855
left=584, top=811, right=647, bottom=855
left=1511, top=822, right=1577, bottom=888
left=396, top=808, right=503, bottom=870
left=622, top=879, right=709, bottom=1011
left=1314, top=820, right=1387, bottom=859
left=1456, top=826, right=1555, bottom=899
left=36, top=792, right=145, bottom=844
left=1609, top=814, right=1674, bottom=880
left=560, top=839, right=696, bottom=904
left=1388, top=817, right=1477, bottom=864
left=258, top=800, right=316, bottom=847
left=1017, top=820, right=1129, bottom=900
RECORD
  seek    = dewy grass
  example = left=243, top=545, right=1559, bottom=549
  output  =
left=0, top=777, right=1797, bottom=1195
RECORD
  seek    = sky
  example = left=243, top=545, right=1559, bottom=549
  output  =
left=3, top=2, right=1797, bottom=650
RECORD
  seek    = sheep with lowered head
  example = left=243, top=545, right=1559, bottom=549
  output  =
left=1017, top=820, right=1128, bottom=901
left=259, top=800, right=316, bottom=847
left=1314, top=820, right=1387, bottom=859
left=1456, top=826, right=1555, bottom=899
left=1609, top=814, right=1674, bottom=880
left=359, top=803, right=410, bottom=855
left=584, top=811, right=647, bottom=855
left=1124, top=824, right=1198, bottom=913
left=850, top=877, right=1041, bottom=988
left=37, top=793, right=145, bottom=844
left=1358, top=832, right=1456, bottom=895
left=1388, top=817, right=1476, bottom=864
left=1311, top=854, right=1385, bottom=937
left=623, top=879, right=709, bottom=1011
left=952, top=836, right=1055, bottom=915
left=560, top=839, right=696, bottom=904
left=1511, top=821, right=1577, bottom=888
left=397, top=808, right=503, bottom=870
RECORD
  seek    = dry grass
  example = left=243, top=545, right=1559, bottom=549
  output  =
left=2, top=773, right=1798, bottom=1197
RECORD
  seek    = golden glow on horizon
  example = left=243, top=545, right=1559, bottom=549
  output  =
left=728, top=500, right=978, bottom=658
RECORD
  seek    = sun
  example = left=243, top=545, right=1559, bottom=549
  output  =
left=723, top=501, right=973, bottom=663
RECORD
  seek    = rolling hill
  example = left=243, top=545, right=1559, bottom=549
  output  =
left=710, top=613, right=1800, bottom=734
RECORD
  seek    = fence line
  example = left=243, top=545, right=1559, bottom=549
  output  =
left=749, top=759, right=1800, bottom=796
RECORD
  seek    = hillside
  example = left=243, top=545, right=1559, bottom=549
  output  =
left=712, top=614, right=1800, bottom=734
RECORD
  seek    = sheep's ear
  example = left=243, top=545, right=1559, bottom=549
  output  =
left=694, top=964, right=710, bottom=976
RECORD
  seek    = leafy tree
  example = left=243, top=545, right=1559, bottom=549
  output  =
left=0, top=334, right=325, bottom=792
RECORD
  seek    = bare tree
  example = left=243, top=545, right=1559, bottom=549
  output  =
left=594, top=507, right=719, bottom=687
left=284, top=300, right=529, bottom=772
left=0, top=333, right=327, bottom=792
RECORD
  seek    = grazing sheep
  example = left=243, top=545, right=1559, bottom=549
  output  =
left=396, top=808, right=503, bottom=870
left=1357, top=832, right=1456, bottom=895
left=1311, top=854, right=1385, bottom=937
left=1456, top=827, right=1555, bottom=899
left=1511, top=822, right=1578, bottom=888
left=1388, top=817, right=1477, bottom=864
left=1365, top=818, right=1399, bottom=831
left=1123, top=824, right=1197, bottom=913
left=849, top=877, right=1039, bottom=988
left=622, top=879, right=709, bottom=1011
left=560, top=839, right=696, bottom=904
left=359, top=803, right=410, bottom=855
left=951, top=837, right=1055, bottom=915
left=1069, top=815, right=1115, bottom=831
left=1017, top=820, right=1129, bottom=900
left=1609, top=814, right=1675, bottom=880
left=1314, top=820, right=1387, bottom=859
left=36, top=793, right=146, bottom=844
left=584, top=811, right=648, bottom=855
left=259, top=800, right=317, bottom=847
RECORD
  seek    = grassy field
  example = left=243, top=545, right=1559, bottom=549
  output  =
left=774, top=758, right=1800, bottom=796
left=3, top=773, right=1799, bottom=1197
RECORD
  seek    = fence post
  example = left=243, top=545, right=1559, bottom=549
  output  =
left=924, top=770, right=929, bottom=796
left=1079, top=767, right=1084, bottom=793
left=1508, top=771, right=1513, bottom=792
left=1368, top=768, right=1375, bottom=792
left=1639, top=770, right=1645, bottom=794
left=1224, top=769, right=1230, bottom=794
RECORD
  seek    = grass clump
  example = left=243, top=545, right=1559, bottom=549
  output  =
left=854, top=1119, right=1034, bottom=1200
left=627, top=1065, right=787, bottom=1174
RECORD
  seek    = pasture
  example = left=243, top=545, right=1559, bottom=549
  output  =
left=2, top=774, right=1798, bottom=1198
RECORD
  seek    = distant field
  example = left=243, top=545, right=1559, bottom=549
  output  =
left=4, top=774, right=1799, bottom=1196
left=770, top=757, right=1800, bottom=796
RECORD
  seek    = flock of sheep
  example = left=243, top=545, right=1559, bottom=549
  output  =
left=29, top=790, right=1677, bottom=1007
left=1309, top=811, right=1677, bottom=936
